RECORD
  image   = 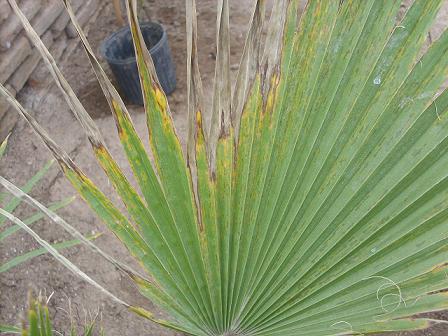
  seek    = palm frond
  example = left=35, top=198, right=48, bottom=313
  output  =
left=1, top=0, right=448, bottom=335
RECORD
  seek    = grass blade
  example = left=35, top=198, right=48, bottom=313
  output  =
left=0, top=159, right=54, bottom=226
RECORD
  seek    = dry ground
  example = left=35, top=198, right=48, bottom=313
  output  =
left=1, top=1, right=447, bottom=335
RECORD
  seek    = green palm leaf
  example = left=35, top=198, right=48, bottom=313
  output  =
left=1, top=0, right=448, bottom=335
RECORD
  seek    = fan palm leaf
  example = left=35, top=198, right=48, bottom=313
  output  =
left=1, top=0, right=448, bottom=335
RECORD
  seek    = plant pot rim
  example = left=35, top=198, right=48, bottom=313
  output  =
left=100, top=21, right=167, bottom=65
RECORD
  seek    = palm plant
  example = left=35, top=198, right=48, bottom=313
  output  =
left=1, top=0, right=448, bottom=335
left=0, top=292, right=104, bottom=336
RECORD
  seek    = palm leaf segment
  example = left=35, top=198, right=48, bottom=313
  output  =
left=1, top=0, right=448, bottom=335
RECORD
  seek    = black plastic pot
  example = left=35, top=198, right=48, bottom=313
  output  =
left=100, top=22, right=176, bottom=105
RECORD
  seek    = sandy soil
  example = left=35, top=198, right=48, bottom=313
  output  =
left=1, top=1, right=447, bottom=335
